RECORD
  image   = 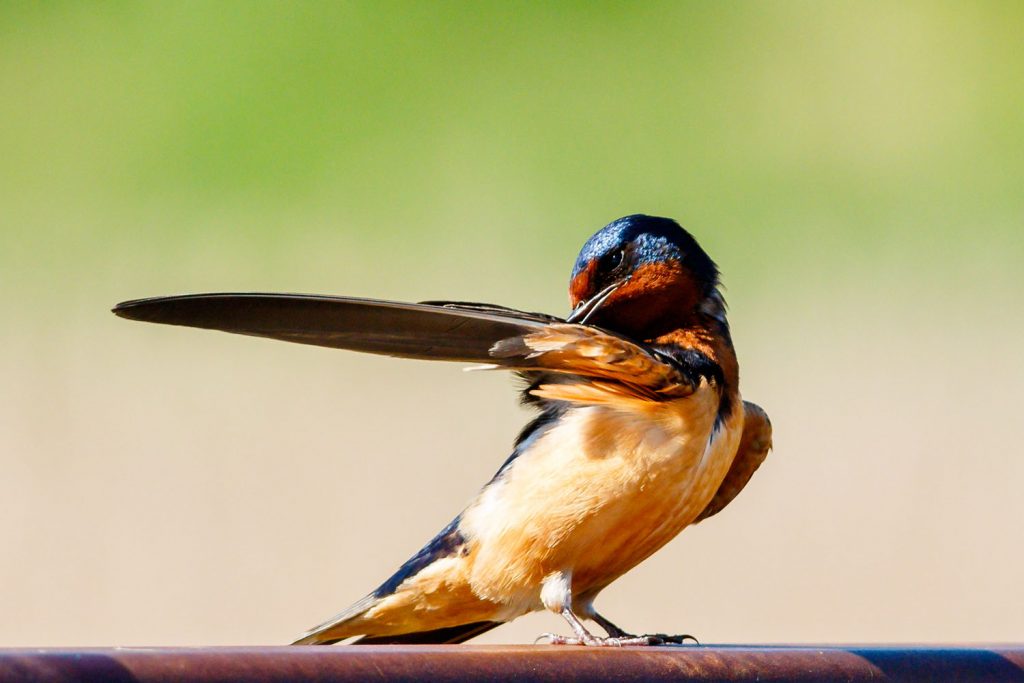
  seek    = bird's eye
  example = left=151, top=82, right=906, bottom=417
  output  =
left=600, top=248, right=624, bottom=272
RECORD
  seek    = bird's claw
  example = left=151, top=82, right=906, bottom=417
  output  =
left=536, top=632, right=669, bottom=647
left=642, top=632, right=700, bottom=645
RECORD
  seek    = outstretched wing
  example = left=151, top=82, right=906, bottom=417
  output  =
left=113, top=293, right=555, bottom=364
left=694, top=401, right=772, bottom=522
left=113, top=293, right=694, bottom=400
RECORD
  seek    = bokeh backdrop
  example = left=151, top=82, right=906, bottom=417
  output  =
left=2, top=1, right=1022, bottom=646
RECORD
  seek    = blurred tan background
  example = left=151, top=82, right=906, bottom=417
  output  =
left=2, top=2, right=1022, bottom=646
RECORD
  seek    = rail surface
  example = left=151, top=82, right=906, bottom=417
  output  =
left=1, top=645, right=1022, bottom=682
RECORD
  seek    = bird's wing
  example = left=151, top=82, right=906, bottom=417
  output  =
left=420, top=300, right=562, bottom=324
left=490, top=323, right=697, bottom=401
left=694, top=401, right=772, bottom=522
left=112, top=293, right=554, bottom=364
left=113, top=294, right=692, bottom=400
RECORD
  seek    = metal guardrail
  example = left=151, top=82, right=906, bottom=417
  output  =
left=1, top=645, right=1022, bottom=682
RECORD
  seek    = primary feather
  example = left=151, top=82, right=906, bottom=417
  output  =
left=112, top=294, right=550, bottom=364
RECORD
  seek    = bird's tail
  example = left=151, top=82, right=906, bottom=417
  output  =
left=291, top=593, right=502, bottom=645
left=291, top=595, right=380, bottom=645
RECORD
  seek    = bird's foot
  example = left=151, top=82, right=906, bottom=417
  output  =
left=587, top=611, right=699, bottom=646
left=536, top=632, right=663, bottom=647
left=641, top=632, right=700, bottom=645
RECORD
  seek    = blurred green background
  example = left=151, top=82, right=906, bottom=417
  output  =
left=2, top=1, right=1022, bottom=646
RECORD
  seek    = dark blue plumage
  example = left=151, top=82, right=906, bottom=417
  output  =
left=373, top=516, right=467, bottom=598
left=571, top=214, right=719, bottom=296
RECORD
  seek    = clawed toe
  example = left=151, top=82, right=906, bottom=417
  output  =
left=543, top=605, right=700, bottom=647
left=605, top=635, right=661, bottom=646
left=536, top=632, right=662, bottom=647
left=536, top=632, right=582, bottom=645
left=644, top=633, right=700, bottom=645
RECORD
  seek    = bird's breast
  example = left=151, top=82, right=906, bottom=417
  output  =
left=460, top=380, right=744, bottom=609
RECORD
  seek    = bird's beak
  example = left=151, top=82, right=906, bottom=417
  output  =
left=566, top=280, right=625, bottom=325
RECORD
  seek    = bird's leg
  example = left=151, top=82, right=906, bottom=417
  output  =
left=536, top=570, right=659, bottom=646
left=538, top=607, right=596, bottom=645
left=589, top=611, right=633, bottom=638
left=590, top=610, right=700, bottom=646
left=539, top=607, right=661, bottom=647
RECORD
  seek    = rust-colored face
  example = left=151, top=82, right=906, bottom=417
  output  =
left=569, top=260, right=598, bottom=310
left=569, top=258, right=702, bottom=339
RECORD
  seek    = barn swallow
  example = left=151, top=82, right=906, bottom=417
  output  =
left=113, top=214, right=772, bottom=646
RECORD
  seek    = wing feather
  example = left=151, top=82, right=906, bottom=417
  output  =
left=113, top=293, right=549, bottom=364
left=694, top=401, right=772, bottom=522
left=113, top=294, right=691, bottom=402
left=491, top=324, right=694, bottom=401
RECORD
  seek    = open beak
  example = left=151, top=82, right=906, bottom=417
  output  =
left=566, top=280, right=624, bottom=325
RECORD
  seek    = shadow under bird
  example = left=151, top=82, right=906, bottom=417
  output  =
left=113, top=214, right=773, bottom=646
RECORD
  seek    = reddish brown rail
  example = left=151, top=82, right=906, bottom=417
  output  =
left=1, top=645, right=1022, bottom=682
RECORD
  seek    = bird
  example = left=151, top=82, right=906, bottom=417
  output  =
left=113, top=214, right=772, bottom=646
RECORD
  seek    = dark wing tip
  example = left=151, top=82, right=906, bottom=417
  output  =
left=112, top=292, right=307, bottom=325
left=111, top=294, right=218, bottom=323
left=108, top=293, right=555, bottom=363
left=112, top=297, right=155, bottom=320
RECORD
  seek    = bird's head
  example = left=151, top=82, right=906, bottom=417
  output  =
left=567, top=215, right=721, bottom=339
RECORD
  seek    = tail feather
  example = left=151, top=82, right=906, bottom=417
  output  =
left=291, top=595, right=380, bottom=645
left=353, top=621, right=501, bottom=645
left=292, top=592, right=502, bottom=645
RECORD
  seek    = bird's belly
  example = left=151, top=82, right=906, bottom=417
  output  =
left=461, top=383, right=743, bottom=611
